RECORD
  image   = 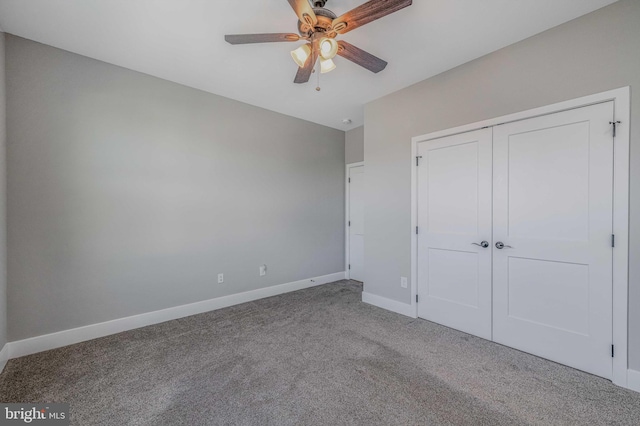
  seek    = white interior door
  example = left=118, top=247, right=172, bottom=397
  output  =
left=492, top=102, right=614, bottom=379
left=417, top=128, right=493, bottom=340
left=348, top=165, right=364, bottom=282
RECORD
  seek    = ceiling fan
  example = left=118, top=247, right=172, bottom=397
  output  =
left=225, top=0, right=412, bottom=84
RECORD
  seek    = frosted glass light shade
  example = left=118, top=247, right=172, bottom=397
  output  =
left=320, top=58, right=336, bottom=74
left=291, top=44, right=311, bottom=67
left=319, top=38, right=338, bottom=59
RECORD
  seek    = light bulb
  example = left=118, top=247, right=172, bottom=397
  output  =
left=320, top=58, right=336, bottom=74
left=319, top=38, right=338, bottom=60
left=290, top=44, right=311, bottom=68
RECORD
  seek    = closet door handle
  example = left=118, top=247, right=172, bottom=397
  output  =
left=495, top=242, right=513, bottom=250
left=472, top=241, right=489, bottom=248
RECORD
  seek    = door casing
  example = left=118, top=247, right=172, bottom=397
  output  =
left=410, top=87, right=630, bottom=388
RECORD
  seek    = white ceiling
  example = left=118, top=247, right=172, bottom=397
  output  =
left=0, top=0, right=617, bottom=130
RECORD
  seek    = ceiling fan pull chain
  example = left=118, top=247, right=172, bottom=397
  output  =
left=316, top=52, right=322, bottom=91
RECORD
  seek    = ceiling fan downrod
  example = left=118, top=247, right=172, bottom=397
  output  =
left=313, top=1, right=328, bottom=7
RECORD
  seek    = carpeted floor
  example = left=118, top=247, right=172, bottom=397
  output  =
left=1, top=280, right=639, bottom=425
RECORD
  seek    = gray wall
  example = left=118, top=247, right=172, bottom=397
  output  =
left=364, top=0, right=640, bottom=369
left=345, top=126, right=364, bottom=164
left=0, top=33, right=6, bottom=350
left=6, top=35, right=345, bottom=341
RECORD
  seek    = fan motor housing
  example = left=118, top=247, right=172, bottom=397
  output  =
left=298, top=7, right=338, bottom=36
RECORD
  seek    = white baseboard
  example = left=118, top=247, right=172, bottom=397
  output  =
left=7, top=271, right=346, bottom=360
left=0, top=343, right=8, bottom=373
left=628, top=369, right=640, bottom=393
left=362, top=291, right=415, bottom=318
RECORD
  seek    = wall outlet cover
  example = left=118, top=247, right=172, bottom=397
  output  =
left=218, top=273, right=224, bottom=284
left=401, top=277, right=408, bottom=288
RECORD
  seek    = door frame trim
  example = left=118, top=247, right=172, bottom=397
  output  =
left=410, top=87, right=630, bottom=388
left=346, top=162, right=364, bottom=280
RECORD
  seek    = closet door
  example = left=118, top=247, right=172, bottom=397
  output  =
left=492, top=102, right=614, bottom=379
left=417, top=128, right=493, bottom=340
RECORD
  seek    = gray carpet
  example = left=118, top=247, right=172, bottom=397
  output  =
left=1, top=281, right=639, bottom=425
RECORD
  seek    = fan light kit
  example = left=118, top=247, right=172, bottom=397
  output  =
left=225, top=0, right=412, bottom=88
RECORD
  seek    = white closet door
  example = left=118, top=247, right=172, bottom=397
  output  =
left=417, top=128, right=493, bottom=340
left=349, top=166, right=365, bottom=282
left=492, top=102, right=614, bottom=379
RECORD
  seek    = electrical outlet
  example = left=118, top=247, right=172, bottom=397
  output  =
left=259, top=264, right=267, bottom=276
left=401, top=277, right=408, bottom=288
left=218, top=273, right=224, bottom=284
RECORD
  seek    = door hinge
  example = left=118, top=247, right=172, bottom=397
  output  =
left=610, top=121, right=621, bottom=138
left=416, top=156, right=422, bottom=166
left=416, top=226, right=419, bottom=235
left=348, top=221, right=351, bottom=227
left=612, top=344, right=615, bottom=358
left=348, top=178, right=351, bottom=183
left=416, top=294, right=419, bottom=303
left=612, top=234, right=615, bottom=248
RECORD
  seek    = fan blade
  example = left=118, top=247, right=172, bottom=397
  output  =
left=294, top=43, right=318, bottom=84
left=337, top=41, right=387, bottom=73
left=287, top=0, right=318, bottom=27
left=332, top=0, right=412, bottom=34
left=225, top=33, right=300, bottom=45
